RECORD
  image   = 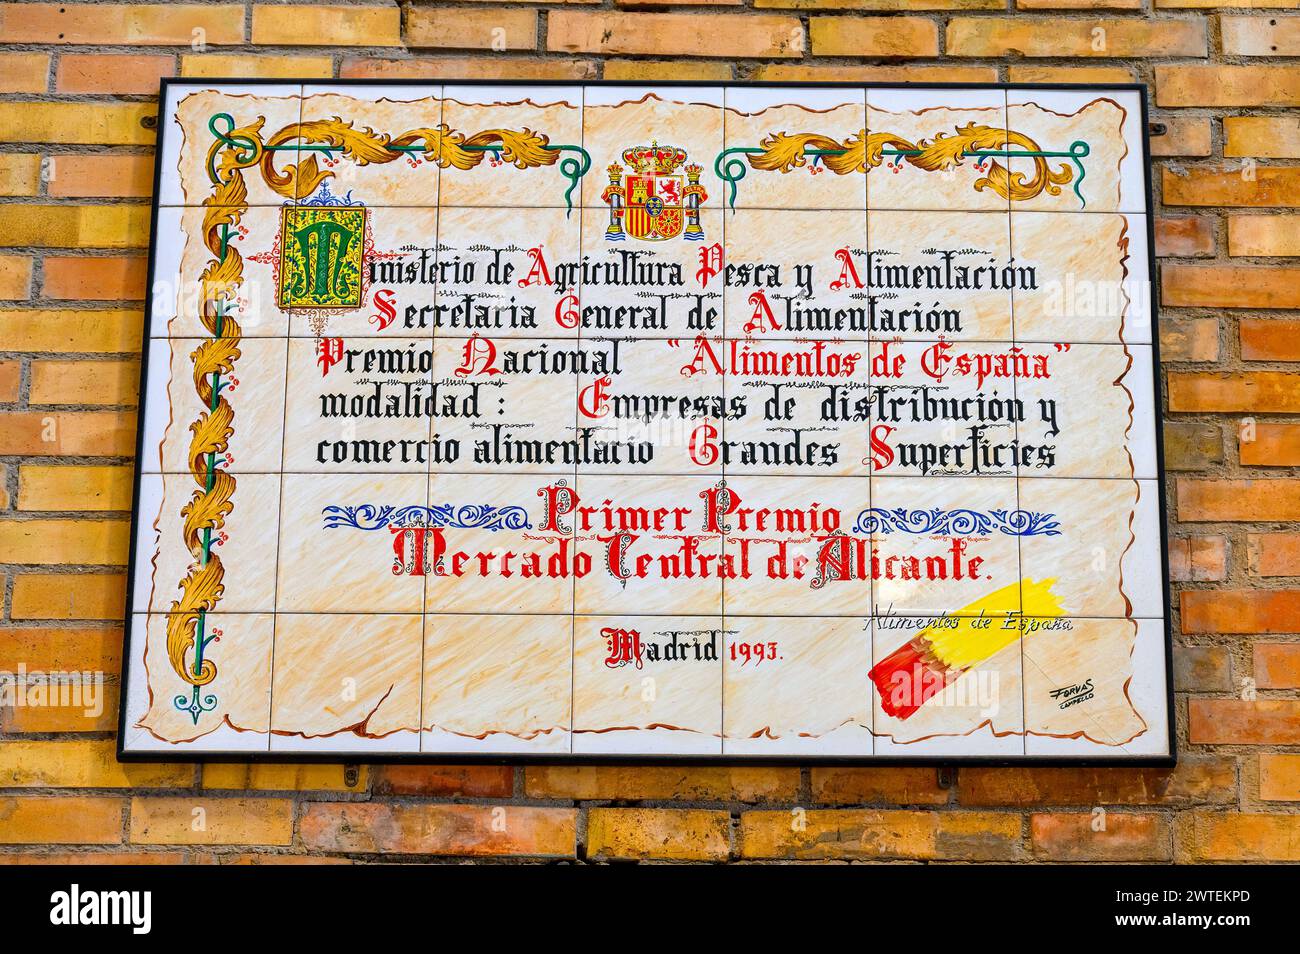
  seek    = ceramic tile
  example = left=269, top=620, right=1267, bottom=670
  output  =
left=866, top=89, right=1009, bottom=213
left=578, top=205, right=723, bottom=338
left=282, top=336, right=434, bottom=474
left=434, top=206, right=582, bottom=339
left=421, top=614, right=571, bottom=754
left=868, top=339, right=1020, bottom=478
left=871, top=609, right=1025, bottom=756
left=423, top=472, right=576, bottom=615
left=132, top=472, right=282, bottom=615
left=582, top=86, right=723, bottom=216
left=723, top=87, right=868, bottom=211
left=720, top=474, right=871, bottom=618
left=1017, top=477, right=1164, bottom=619
left=268, top=612, right=422, bottom=753
left=138, top=336, right=287, bottom=474
left=571, top=614, right=723, bottom=755
left=723, top=615, right=874, bottom=756
left=867, top=210, right=1014, bottom=341
left=276, top=472, right=428, bottom=614
left=1015, top=343, right=1159, bottom=480
left=121, top=612, right=273, bottom=754
left=159, top=85, right=303, bottom=208
left=868, top=475, right=1022, bottom=617
left=150, top=205, right=291, bottom=339
left=298, top=85, right=442, bottom=206
left=439, top=85, right=584, bottom=209
left=722, top=336, right=869, bottom=477
left=572, top=474, right=724, bottom=617
left=1006, top=88, right=1147, bottom=214
left=428, top=336, right=580, bottom=476
left=723, top=208, right=869, bottom=341
left=577, top=336, right=728, bottom=475
left=1021, top=616, right=1167, bottom=756
left=1010, top=211, right=1152, bottom=345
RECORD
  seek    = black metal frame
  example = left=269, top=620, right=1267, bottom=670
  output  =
left=118, top=77, right=1176, bottom=768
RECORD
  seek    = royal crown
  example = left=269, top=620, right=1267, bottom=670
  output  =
left=622, top=141, right=688, bottom=176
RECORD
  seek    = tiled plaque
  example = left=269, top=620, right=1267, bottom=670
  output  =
left=122, top=81, right=1172, bottom=763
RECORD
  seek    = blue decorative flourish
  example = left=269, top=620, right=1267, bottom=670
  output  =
left=323, top=503, right=531, bottom=532
left=852, top=508, right=1060, bottom=537
left=303, top=180, right=357, bottom=207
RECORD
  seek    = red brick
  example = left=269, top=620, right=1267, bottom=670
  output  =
left=959, top=761, right=1236, bottom=806
left=1241, top=319, right=1300, bottom=362
left=371, top=765, right=513, bottom=798
left=1189, top=699, right=1300, bottom=744
left=1182, top=589, right=1300, bottom=634
left=1032, top=813, right=1170, bottom=861
left=1168, top=535, right=1228, bottom=582
left=1155, top=216, right=1215, bottom=257
left=55, top=54, right=173, bottom=94
left=299, top=803, right=577, bottom=857
left=525, top=765, right=798, bottom=802
left=1163, top=265, right=1300, bottom=308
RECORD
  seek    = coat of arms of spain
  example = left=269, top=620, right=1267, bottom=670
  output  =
left=601, top=142, right=708, bottom=242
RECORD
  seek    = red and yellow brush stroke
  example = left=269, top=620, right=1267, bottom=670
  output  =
left=870, top=580, right=1064, bottom=720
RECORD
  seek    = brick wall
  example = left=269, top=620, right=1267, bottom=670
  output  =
left=0, top=0, right=1296, bottom=864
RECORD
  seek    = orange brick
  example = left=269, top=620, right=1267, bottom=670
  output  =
left=1168, top=535, right=1228, bottom=582
left=1222, top=15, right=1300, bottom=56
left=1178, top=479, right=1300, bottom=522
left=1190, top=699, right=1300, bottom=743
left=202, top=764, right=368, bottom=793
left=0, top=518, right=127, bottom=565
left=299, top=803, right=577, bottom=856
left=1165, top=421, right=1224, bottom=470
left=1008, top=65, right=1135, bottom=84
left=41, top=257, right=147, bottom=301
left=1163, top=265, right=1300, bottom=308
left=602, top=59, right=733, bottom=82
left=1018, top=0, right=1138, bottom=6
left=0, top=309, right=142, bottom=353
left=525, top=765, right=798, bottom=802
left=1157, top=65, right=1300, bottom=107
left=0, top=205, right=148, bottom=250
left=1155, top=216, right=1215, bottom=257
left=252, top=5, right=401, bottom=47
left=131, top=798, right=293, bottom=846
left=1, top=695, right=118, bottom=734
left=18, top=465, right=134, bottom=512
left=1180, top=812, right=1300, bottom=861
left=752, top=63, right=998, bottom=82
left=755, top=0, right=999, bottom=6
left=0, top=154, right=41, bottom=197
left=739, top=809, right=1021, bottom=860
left=1170, top=373, right=1300, bottom=413
left=0, top=797, right=122, bottom=845
left=1032, top=813, right=1170, bottom=861
left=0, top=359, right=19, bottom=403
left=28, top=359, right=139, bottom=407
left=4, top=3, right=243, bottom=44
left=0, top=410, right=135, bottom=456
left=1161, top=0, right=1296, bottom=6
left=548, top=11, right=803, bottom=57
left=1185, top=589, right=1300, bottom=633
left=0, top=255, right=32, bottom=300
left=0, top=851, right=184, bottom=865
left=1259, top=754, right=1300, bottom=801
left=947, top=17, right=1205, bottom=56
left=1254, top=643, right=1300, bottom=689
left=810, top=17, right=938, bottom=56
left=48, top=156, right=154, bottom=199
left=1163, top=166, right=1300, bottom=208
left=1247, top=532, right=1300, bottom=577
left=1229, top=214, right=1300, bottom=256
left=181, top=54, right=334, bottom=79
left=0, top=102, right=155, bottom=146
left=1149, top=116, right=1213, bottom=158
left=406, top=8, right=538, bottom=50
left=812, top=766, right=949, bottom=805
left=0, top=52, right=49, bottom=93
left=0, top=626, right=122, bottom=671
left=342, top=56, right=596, bottom=81
left=587, top=808, right=730, bottom=861
left=1225, top=116, right=1300, bottom=159
left=1174, top=644, right=1232, bottom=692
left=373, top=764, right=514, bottom=797
left=10, top=573, right=125, bottom=621
left=0, top=740, right=189, bottom=788
left=959, top=761, right=1236, bottom=806
left=1241, top=423, right=1300, bottom=467
left=55, top=54, right=173, bottom=94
